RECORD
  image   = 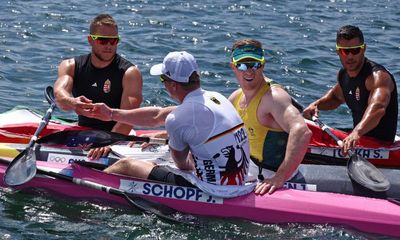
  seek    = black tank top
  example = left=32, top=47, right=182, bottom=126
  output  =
left=73, top=54, right=133, bottom=131
left=338, top=58, right=398, bottom=142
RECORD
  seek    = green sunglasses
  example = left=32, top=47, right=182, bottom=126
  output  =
left=90, top=34, right=120, bottom=46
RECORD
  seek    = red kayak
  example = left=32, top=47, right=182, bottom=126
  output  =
left=305, top=120, right=400, bottom=168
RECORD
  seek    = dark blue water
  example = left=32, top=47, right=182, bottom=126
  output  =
left=1, top=0, right=399, bottom=239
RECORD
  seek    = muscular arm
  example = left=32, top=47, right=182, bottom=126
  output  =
left=87, top=103, right=175, bottom=160
left=314, top=84, right=345, bottom=110
left=89, top=103, right=176, bottom=128
left=355, top=71, right=394, bottom=135
left=54, top=58, right=93, bottom=115
left=343, top=71, right=394, bottom=151
left=256, top=87, right=312, bottom=195
left=112, top=106, right=175, bottom=127
left=111, top=65, right=143, bottom=135
left=303, top=74, right=345, bottom=119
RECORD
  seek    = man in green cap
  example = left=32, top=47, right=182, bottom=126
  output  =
left=228, top=38, right=312, bottom=195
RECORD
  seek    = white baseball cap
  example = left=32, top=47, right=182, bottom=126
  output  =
left=150, top=51, right=199, bottom=83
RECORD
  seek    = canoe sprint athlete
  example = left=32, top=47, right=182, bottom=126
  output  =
left=88, top=51, right=256, bottom=198
left=53, top=14, right=143, bottom=160
left=303, top=25, right=398, bottom=153
left=228, top=39, right=312, bottom=195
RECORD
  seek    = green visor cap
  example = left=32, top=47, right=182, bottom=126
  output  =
left=232, top=44, right=265, bottom=63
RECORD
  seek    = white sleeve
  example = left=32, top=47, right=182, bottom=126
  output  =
left=166, top=102, right=214, bottom=151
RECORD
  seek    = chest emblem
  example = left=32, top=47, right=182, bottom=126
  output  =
left=355, top=87, right=360, bottom=101
left=103, top=79, right=111, bottom=93
left=210, top=96, right=221, bottom=105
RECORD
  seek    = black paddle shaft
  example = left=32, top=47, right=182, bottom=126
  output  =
left=37, top=130, right=168, bottom=148
left=35, top=165, right=184, bottom=223
left=27, top=87, right=57, bottom=148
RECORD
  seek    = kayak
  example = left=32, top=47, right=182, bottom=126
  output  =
left=305, top=120, right=400, bottom=168
left=1, top=107, right=399, bottom=168
left=0, top=156, right=399, bottom=237
left=1, top=142, right=399, bottom=200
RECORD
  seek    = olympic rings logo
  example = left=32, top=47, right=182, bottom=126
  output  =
left=48, top=155, right=67, bottom=163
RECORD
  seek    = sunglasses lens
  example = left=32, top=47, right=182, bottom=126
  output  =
left=339, top=47, right=362, bottom=56
left=350, top=48, right=361, bottom=55
left=236, top=62, right=262, bottom=71
left=96, top=37, right=119, bottom=46
left=237, top=63, right=248, bottom=71
left=252, top=62, right=261, bottom=69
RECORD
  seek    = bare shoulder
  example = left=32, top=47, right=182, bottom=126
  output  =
left=123, top=65, right=143, bottom=87
left=125, top=65, right=142, bottom=78
left=369, top=70, right=394, bottom=90
left=259, top=85, right=294, bottom=113
left=126, top=64, right=141, bottom=73
left=228, top=88, right=241, bottom=102
left=59, top=58, right=75, bottom=70
left=57, top=58, right=75, bottom=76
left=269, top=85, right=292, bottom=104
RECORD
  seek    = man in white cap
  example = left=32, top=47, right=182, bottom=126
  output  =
left=88, top=51, right=255, bottom=198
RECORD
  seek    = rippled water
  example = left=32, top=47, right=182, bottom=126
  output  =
left=1, top=0, right=399, bottom=239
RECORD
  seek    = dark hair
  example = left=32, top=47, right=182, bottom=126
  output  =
left=163, top=71, right=200, bottom=89
left=336, top=25, right=364, bottom=44
left=90, top=14, right=118, bottom=34
left=180, top=71, right=200, bottom=89
left=232, top=39, right=263, bottom=51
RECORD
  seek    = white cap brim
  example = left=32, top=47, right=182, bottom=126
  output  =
left=150, top=63, right=165, bottom=76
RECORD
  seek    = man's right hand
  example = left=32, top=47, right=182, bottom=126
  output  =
left=302, top=102, right=319, bottom=120
left=73, top=95, right=94, bottom=116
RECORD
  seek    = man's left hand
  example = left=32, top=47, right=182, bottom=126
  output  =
left=87, top=146, right=112, bottom=160
left=342, top=131, right=361, bottom=155
left=254, top=175, right=285, bottom=195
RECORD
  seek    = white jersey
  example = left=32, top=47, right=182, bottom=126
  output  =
left=166, top=88, right=255, bottom=198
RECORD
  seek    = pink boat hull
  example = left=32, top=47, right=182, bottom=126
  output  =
left=1, top=160, right=399, bottom=237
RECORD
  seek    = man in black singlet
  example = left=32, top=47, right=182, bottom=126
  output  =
left=54, top=14, right=143, bottom=159
left=303, top=25, right=398, bottom=153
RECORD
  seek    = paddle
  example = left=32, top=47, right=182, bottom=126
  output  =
left=36, top=129, right=168, bottom=148
left=311, top=116, right=390, bottom=192
left=33, top=163, right=189, bottom=224
left=290, top=97, right=390, bottom=192
left=4, top=86, right=56, bottom=186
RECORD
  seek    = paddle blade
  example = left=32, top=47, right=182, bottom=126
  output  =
left=37, top=130, right=126, bottom=148
left=347, top=154, right=391, bottom=192
left=45, top=86, right=56, bottom=105
left=4, top=148, right=37, bottom=186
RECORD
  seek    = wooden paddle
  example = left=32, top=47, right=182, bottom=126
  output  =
left=4, top=86, right=56, bottom=186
